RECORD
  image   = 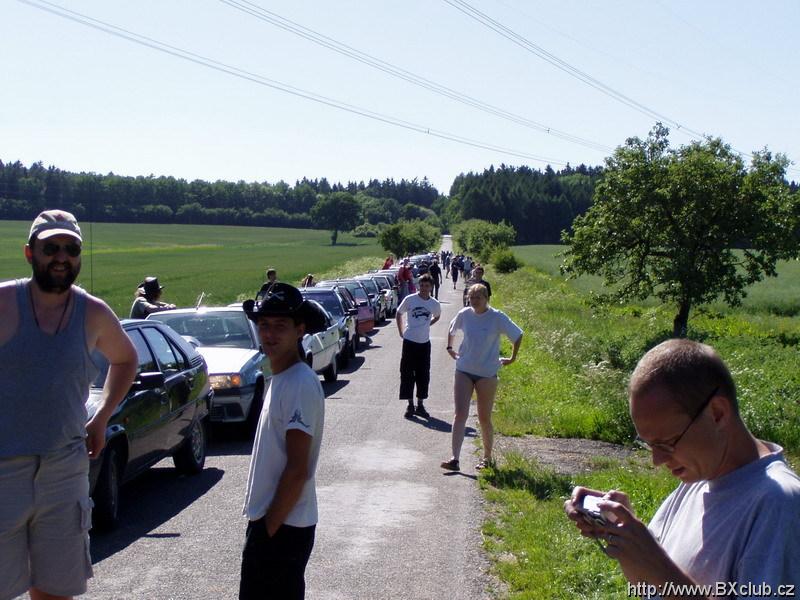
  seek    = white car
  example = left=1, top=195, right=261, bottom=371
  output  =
left=148, top=307, right=269, bottom=428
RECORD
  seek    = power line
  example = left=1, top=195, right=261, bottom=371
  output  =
left=442, top=0, right=800, bottom=176
left=216, top=0, right=612, bottom=154
left=442, top=0, right=701, bottom=136
left=18, top=0, right=569, bottom=167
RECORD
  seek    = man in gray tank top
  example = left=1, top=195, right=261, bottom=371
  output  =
left=0, top=210, right=137, bottom=600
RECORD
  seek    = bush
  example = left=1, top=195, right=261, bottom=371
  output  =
left=453, top=219, right=516, bottom=261
left=493, top=247, right=523, bottom=273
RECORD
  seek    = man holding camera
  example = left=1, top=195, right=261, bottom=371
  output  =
left=565, top=339, right=800, bottom=597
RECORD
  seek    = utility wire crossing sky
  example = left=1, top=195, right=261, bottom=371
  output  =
left=2, top=0, right=798, bottom=189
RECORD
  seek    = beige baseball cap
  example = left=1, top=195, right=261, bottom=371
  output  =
left=29, top=210, right=83, bottom=243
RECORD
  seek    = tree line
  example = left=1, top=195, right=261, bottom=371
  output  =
left=0, top=160, right=441, bottom=231
left=0, top=159, right=606, bottom=245
left=442, top=163, right=604, bottom=244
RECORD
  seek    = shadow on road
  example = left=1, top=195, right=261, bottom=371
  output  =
left=443, top=471, right=478, bottom=481
left=406, top=416, right=477, bottom=438
left=340, top=356, right=365, bottom=374
left=322, top=379, right=350, bottom=397
left=90, top=466, right=224, bottom=563
left=207, top=426, right=253, bottom=456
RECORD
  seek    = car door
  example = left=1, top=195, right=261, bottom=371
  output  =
left=141, top=326, right=193, bottom=452
left=121, top=328, right=169, bottom=476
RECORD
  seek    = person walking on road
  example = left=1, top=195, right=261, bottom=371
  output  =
left=0, top=210, right=138, bottom=600
left=450, top=257, right=460, bottom=289
left=129, top=276, right=176, bottom=318
left=462, top=265, right=491, bottom=307
left=429, top=259, right=442, bottom=300
left=241, top=283, right=325, bottom=600
left=396, top=274, right=441, bottom=419
left=442, top=283, right=522, bottom=471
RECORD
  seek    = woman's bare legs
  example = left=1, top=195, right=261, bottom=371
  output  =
left=450, top=371, right=475, bottom=461
left=475, top=377, right=499, bottom=461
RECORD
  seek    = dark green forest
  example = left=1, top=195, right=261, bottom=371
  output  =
left=444, top=163, right=603, bottom=244
left=0, top=159, right=603, bottom=243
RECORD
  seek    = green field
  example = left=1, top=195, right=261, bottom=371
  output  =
left=0, top=221, right=384, bottom=317
left=512, top=244, right=800, bottom=316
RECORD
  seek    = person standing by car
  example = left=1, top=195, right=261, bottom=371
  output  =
left=397, top=259, right=413, bottom=301
left=442, top=283, right=522, bottom=471
left=129, top=276, right=176, bottom=318
left=0, top=210, right=137, bottom=600
left=240, top=283, right=325, bottom=600
left=429, top=258, right=442, bottom=300
left=396, top=274, right=441, bottom=419
left=382, top=254, right=394, bottom=270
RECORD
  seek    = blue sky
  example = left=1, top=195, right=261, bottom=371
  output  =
left=2, top=0, right=798, bottom=193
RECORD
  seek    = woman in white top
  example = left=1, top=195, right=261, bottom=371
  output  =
left=442, top=283, right=523, bottom=471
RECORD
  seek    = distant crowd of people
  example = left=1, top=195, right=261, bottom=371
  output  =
left=2, top=210, right=798, bottom=600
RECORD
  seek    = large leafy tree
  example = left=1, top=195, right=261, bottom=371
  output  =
left=562, top=124, right=799, bottom=337
left=310, top=191, right=361, bottom=245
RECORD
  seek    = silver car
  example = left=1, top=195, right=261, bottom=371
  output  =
left=148, top=308, right=269, bottom=428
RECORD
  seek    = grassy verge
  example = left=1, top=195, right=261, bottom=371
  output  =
left=479, top=247, right=800, bottom=597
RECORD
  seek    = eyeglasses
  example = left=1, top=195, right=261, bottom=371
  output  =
left=635, top=386, right=719, bottom=454
left=42, top=242, right=82, bottom=257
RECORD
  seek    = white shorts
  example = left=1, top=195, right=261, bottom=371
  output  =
left=0, top=442, right=93, bottom=600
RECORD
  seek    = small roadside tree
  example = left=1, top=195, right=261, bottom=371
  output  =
left=379, top=219, right=441, bottom=258
left=562, top=124, right=800, bottom=337
left=311, top=192, right=361, bottom=245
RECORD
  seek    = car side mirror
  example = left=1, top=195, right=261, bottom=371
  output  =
left=132, top=371, right=166, bottom=391
left=347, top=308, right=359, bottom=316
left=368, top=293, right=375, bottom=299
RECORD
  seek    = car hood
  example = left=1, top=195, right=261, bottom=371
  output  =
left=196, top=346, right=261, bottom=374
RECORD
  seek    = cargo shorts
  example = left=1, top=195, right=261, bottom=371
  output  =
left=0, top=441, right=93, bottom=600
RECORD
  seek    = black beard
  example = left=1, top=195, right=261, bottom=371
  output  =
left=31, top=255, right=80, bottom=293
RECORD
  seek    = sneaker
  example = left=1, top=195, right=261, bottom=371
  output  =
left=475, top=458, right=495, bottom=470
left=404, top=405, right=415, bottom=419
left=440, top=459, right=460, bottom=471
left=415, top=404, right=430, bottom=419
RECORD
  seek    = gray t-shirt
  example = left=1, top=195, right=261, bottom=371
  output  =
left=448, top=307, right=522, bottom=378
left=647, top=443, right=800, bottom=598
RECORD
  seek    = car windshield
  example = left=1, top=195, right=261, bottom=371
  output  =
left=372, top=277, right=389, bottom=290
left=357, top=278, right=379, bottom=294
left=152, top=312, right=255, bottom=349
left=304, top=292, right=343, bottom=317
left=342, top=283, right=368, bottom=302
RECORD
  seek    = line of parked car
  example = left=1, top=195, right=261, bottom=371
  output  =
left=85, top=263, right=413, bottom=529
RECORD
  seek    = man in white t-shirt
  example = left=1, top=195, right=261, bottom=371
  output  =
left=240, top=283, right=325, bottom=600
left=565, top=339, right=800, bottom=598
left=396, top=274, right=441, bottom=419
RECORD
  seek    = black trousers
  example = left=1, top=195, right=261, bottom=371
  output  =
left=432, top=281, right=440, bottom=299
left=399, top=339, right=431, bottom=401
left=240, top=520, right=316, bottom=600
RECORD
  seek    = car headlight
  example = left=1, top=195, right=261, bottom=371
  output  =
left=209, top=374, right=243, bottom=389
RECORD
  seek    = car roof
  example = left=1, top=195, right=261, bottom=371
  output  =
left=146, top=307, right=246, bottom=316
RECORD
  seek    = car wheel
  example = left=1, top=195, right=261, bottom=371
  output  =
left=337, top=342, right=349, bottom=368
left=173, top=418, right=206, bottom=475
left=93, top=446, right=122, bottom=530
left=246, top=379, right=265, bottom=435
left=323, top=353, right=338, bottom=382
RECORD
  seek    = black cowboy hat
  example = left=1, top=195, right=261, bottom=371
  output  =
left=243, top=282, right=328, bottom=334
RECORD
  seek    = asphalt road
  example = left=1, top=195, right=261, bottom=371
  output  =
left=78, top=240, right=492, bottom=600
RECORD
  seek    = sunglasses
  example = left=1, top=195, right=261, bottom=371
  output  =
left=42, top=242, right=82, bottom=257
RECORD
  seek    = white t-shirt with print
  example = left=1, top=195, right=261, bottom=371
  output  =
left=449, top=306, right=523, bottom=377
left=243, top=361, right=325, bottom=527
left=397, top=293, right=441, bottom=344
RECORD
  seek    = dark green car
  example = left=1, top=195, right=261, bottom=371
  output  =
left=87, top=319, right=212, bottom=529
